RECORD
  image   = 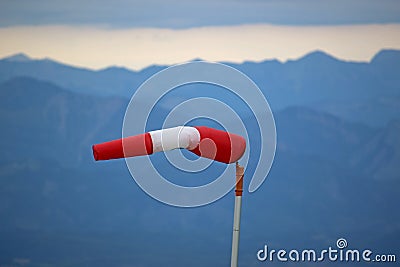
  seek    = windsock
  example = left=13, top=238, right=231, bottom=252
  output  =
left=92, top=126, right=246, bottom=164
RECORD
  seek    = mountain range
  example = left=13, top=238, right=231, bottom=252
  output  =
left=0, top=51, right=399, bottom=266
left=1, top=50, right=400, bottom=126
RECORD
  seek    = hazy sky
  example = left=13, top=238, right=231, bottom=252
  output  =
left=1, top=0, right=400, bottom=69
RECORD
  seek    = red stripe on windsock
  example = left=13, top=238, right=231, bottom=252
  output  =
left=189, top=126, right=246, bottom=164
left=93, top=132, right=153, bottom=161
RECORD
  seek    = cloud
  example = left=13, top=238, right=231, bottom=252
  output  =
left=1, top=0, right=400, bottom=28
left=1, top=24, right=400, bottom=70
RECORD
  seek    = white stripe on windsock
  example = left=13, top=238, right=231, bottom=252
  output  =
left=149, top=126, right=200, bottom=153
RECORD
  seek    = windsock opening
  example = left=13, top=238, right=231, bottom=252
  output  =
left=189, top=126, right=246, bottom=164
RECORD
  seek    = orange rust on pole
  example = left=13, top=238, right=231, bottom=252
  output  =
left=235, top=162, right=244, bottom=196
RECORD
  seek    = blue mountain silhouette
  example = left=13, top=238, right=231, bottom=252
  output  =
left=0, top=51, right=399, bottom=266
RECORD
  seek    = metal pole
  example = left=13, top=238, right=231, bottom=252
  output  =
left=231, top=162, right=244, bottom=267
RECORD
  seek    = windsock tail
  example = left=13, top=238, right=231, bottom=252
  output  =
left=92, top=133, right=153, bottom=161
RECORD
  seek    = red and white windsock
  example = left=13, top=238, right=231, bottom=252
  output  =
left=92, top=126, right=246, bottom=164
